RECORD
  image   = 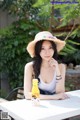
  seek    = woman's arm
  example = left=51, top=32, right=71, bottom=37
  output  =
left=40, top=64, right=68, bottom=100
left=48, top=58, right=66, bottom=93
left=24, top=62, right=33, bottom=99
left=48, top=58, right=69, bottom=99
left=39, top=92, right=68, bottom=100
left=56, top=63, right=66, bottom=93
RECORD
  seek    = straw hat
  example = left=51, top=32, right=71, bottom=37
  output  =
left=27, top=31, right=66, bottom=57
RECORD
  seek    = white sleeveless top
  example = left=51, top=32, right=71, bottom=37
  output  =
left=38, top=71, right=56, bottom=93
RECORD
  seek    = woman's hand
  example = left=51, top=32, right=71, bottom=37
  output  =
left=56, top=93, right=69, bottom=100
left=49, top=58, right=62, bottom=77
left=48, top=58, right=58, bottom=67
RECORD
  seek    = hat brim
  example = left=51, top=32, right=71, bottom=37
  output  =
left=27, top=38, right=66, bottom=57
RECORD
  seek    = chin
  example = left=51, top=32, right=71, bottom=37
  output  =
left=44, top=57, right=51, bottom=61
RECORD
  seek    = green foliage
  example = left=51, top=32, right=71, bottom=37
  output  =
left=54, top=0, right=80, bottom=26
left=33, top=0, right=80, bottom=65
left=60, top=40, right=80, bottom=55
left=33, top=0, right=51, bottom=16
left=0, top=19, right=40, bottom=89
left=0, top=0, right=49, bottom=91
left=59, top=39, right=80, bottom=65
left=0, top=0, right=49, bottom=30
left=0, top=0, right=38, bottom=20
left=0, top=26, right=13, bottom=37
left=33, top=0, right=80, bottom=29
left=34, top=0, right=80, bottom=19
left=72, top=50, right=80, bottom=65
left=70, top=26, right=80, bottom=38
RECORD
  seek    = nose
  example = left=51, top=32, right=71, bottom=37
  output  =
left=45, top=49, right=50, bottom=54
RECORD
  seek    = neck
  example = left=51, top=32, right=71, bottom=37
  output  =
left=41, top=61, right=50, bottom=68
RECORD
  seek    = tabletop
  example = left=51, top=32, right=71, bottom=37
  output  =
left=0, top=90, right=80, bottom=120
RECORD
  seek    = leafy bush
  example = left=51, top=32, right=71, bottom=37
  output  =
left=58, top=39, right=80, bottom=65
left=0, top=19, right=40, bottom=89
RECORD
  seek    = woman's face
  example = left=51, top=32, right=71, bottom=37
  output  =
left=40, top=40, right=54, bottom=61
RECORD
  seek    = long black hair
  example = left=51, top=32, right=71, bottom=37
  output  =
left=33, top=40, right=58, bottom=78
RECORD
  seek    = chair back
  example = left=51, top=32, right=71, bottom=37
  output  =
left=6, top=87, right=24, bottom=101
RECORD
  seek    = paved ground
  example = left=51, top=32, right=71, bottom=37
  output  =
left=70, top=115, right=80, bottom=120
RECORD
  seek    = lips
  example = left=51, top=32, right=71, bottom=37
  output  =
left=44, top=56, right=51, bottom=59
left=45, top=56, right=50, bottom=58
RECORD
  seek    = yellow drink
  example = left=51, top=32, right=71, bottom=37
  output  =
left=31, top=79, right=40, bottom=106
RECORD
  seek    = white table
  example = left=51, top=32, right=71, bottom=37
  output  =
left=0, top=90, right=80, bottom=120
left=0, top=98, right=8, bottom=102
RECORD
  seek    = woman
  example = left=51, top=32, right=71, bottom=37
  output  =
left=24, top=31, right=69, bottom=100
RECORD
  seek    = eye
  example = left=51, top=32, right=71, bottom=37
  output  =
left=49, top=46, right=53, bottom=49
left=41, top=47, right=45, bottom=50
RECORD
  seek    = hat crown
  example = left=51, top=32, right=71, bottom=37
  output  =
left=34, top=31, right=56, bottom=41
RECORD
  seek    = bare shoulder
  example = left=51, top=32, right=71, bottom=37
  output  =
left=58, top=63, right=66, bottom=72
left=25, top=62, right=33, bottom=71
left=59, top=63, right=66, bottom=68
